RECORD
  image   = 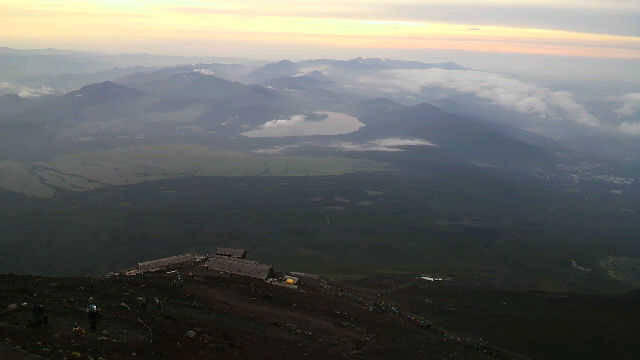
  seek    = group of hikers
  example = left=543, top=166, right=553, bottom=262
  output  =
left=367, top=301, right=432, bottom=328
left=442, top=332, right=499, bottom=356
left=172, top=270, right=185, bottom=288
left=137, top=296, right=164, bottom=313
left=367, top=300, right=500, bottom=356
left=30, top=295, right=164, bottom=336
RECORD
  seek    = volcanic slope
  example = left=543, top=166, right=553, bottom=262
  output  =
left=1, top=268, right=496, bottom=360
left=2, top=268, right=639, bottom=360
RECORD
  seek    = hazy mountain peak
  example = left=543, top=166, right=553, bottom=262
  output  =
left=431, top=61, right=469, bottom=70
left=349, top=97, right=405, bottom=117
left=405, top=101, right=445, bottom=113
left=260, top=59, right=297, bottom=70
left=168, top=71, right=236, bottom=84
left=68, top=80, right=143, bottom=98
left=262, top=75, right=322, bottom=90
left=362, top=97, right=403, bottom=107
left=55, top=81, right=146, bottom=111
left=248, top=60, right=301, bottom=81
left=0, top=93, right=21, bottom=101
left=0, top=93, right=43, bottom=118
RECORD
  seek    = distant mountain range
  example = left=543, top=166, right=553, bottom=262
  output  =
left=0, top=49, right=638, bottom=193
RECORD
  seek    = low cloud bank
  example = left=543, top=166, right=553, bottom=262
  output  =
left=614, top=93, right=640, bottom=117
left=619, top=122, right=640, bottom=136
left=329, top=138, right=437, bottom=152
left=608, top=93, right=640, bottom=136
left=365, top=69, right=599, bottom=127
left=0, top=82, right=58, bottom=98
left=261, top=114, right=307, bottom=128
left=252, top=145, right=300, bottom=155
left=293, top=66, right=329, bottom=77
left=252, top=138, right=436, bottom=154
left=243, top=112, right=364, bottom=137
left=193, top=68, right=216, bottom=76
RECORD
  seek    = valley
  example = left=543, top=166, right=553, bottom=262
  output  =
left=0, top=51, right=638, bottom=298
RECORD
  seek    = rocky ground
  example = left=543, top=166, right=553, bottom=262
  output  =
left=1, top=266, right=638, bottom=360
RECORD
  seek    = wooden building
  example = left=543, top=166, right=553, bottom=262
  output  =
left=205, top=255, right=273, bottom=280
left=215, top=248, right=247, bottom=259
left=136, top=254, right=194, bottom=272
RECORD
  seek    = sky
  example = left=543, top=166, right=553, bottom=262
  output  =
left=1, top=0, right=639, bottom=61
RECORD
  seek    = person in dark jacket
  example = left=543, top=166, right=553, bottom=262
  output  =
left=32, top=303, right=48, bottom=326
left=86, top=300, right=98, bottom=332
left=155, top=298, right=163, bottom=314
left=139, top=296, right=147, bottom=311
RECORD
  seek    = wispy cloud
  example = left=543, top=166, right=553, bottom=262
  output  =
left=613, top=93, right=640, bottom=116
left=619, top=121, right=640, bottom=136
left=2, top=1, right=639, bottom=58
left=252, top=145, right=300, bottom=154
left=164, top=1, right=640, bottom=38
left=609, top=93, right=640, bottom=136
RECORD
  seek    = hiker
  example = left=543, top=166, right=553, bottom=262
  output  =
left=173, top=271, right=183, bottom=288
left=33, top=303, right=44, bottom=318
left=155, top=298, right=163, bottom=314
left=86, top=299, right=99, bottom=332
left=32, top=303, right=48, bottom=326
left=139, top=296, right=147, bottom=311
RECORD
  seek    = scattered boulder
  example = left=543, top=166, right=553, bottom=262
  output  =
left=185, top=331, right=196, bottom=338
left=7, top=304, right=18, bottom=311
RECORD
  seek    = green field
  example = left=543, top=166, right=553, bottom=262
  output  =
left=0, top=143, right=389, bottom=197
